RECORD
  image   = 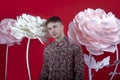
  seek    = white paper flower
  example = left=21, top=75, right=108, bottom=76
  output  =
left=12, top=14, right=50, bottom=44
left=68, top=8, right=120, bottom=55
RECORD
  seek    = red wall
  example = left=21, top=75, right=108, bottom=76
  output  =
left=0, top=0, right=120, bottom=80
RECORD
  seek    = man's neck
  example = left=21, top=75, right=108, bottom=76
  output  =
left=55, top=34, right=65, bottom=42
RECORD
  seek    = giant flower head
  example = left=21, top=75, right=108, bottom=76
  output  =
left=68, top=8, right=120, bottom=55
left=12, top=14, right=50, bottom=44
left=0, top=19, right=22, bottom=46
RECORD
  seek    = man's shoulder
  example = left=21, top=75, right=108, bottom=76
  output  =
left=68, top=42, right=80, bottom=47
left=44, top=42, right=54, bottom=50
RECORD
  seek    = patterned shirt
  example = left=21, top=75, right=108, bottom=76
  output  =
left=40, top=37, right=84, bottom=80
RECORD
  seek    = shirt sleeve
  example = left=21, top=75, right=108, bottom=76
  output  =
left=73, top=45, right=84, bottom=80
left=40, top=48, right=49, bottom=80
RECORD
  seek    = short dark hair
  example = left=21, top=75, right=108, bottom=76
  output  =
left=46, top=16, right=62, bottom=25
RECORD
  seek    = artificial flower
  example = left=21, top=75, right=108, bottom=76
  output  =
left=68, top=8, right=120, bottom=55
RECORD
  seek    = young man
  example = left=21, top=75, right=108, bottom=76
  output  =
left=40, top=16, right=84, bottom=80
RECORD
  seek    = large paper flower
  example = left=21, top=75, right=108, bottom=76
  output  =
left=0, top=19, right=22, bottom=46
left=68, top=8, right=120, bottom=55
left=12, top=14, right=50, bottom=44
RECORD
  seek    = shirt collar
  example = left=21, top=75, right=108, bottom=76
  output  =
left=54, top=36, right=68, bottom=46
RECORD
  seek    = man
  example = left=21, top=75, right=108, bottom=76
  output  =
left=40, top=16, right=84, bottom=80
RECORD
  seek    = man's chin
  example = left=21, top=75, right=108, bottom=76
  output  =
left=52, top=35, right=59, bottom=39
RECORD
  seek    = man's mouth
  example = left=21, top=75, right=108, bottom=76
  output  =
left=52, top=33, right=57, bottom=36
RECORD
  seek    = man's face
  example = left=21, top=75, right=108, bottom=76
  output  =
left=47, top=22, right=64, bottom=39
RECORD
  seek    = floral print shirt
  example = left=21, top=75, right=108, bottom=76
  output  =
left=40, top=37, right=84, bottom=80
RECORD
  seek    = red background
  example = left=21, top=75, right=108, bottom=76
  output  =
left=0, top=0, right=120, bottom=80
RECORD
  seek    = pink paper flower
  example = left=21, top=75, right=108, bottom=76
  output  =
left=0, top=19, right=21, bottom=46
left=68, top=8, right=120, bottom=55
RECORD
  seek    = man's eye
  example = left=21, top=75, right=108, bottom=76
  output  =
left=53, top=25, right=57, bottom=28
left=48, top=28, right=51, bottom=30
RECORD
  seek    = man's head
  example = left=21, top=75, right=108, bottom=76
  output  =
left=46, top=16, right=64, bottom=41
left=46, top=16, right=62, bottom=26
